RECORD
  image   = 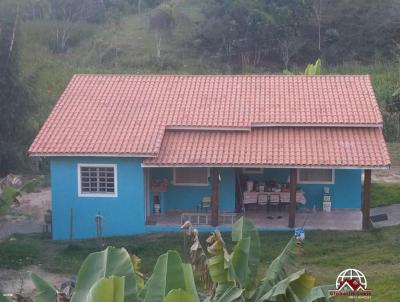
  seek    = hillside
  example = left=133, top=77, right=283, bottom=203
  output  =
left=0, top=0, right=400, bottom=173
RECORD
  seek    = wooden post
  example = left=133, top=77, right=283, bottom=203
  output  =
left=362, top=169, right=372, bottom=230
left=288, top=169, right=297, bottom=228
left=211, top=168, right=219, bottom=226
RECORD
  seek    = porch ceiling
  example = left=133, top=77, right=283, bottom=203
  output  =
left=142, top=127, right=390, bottom=169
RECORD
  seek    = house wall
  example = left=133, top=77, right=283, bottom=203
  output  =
left=149, top=168, right=236, bottom=213
left=50, top=157, right=145, bottom=240
left=242, top=168, right=362, bottom=209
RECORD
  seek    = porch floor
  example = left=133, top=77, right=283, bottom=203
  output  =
left=148, top=209, right=362, bottom=231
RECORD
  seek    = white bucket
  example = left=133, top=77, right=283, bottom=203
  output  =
left=154, top=204, right=161, bottom=215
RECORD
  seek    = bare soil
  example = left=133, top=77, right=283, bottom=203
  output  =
left=372, top=165, right=400, bottom=183
left=0, top=265, right=69, bottom=296
left=0, top=188, right=51, bottom=239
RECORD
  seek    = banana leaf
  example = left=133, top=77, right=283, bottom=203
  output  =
left=258, top=269, right=315, bottom=302
left=31, top=272, right=57, bottom=302
left=301, top=285, right=334, bottom=302
left=216, top=285, right=243, bottom=302
left=163, top=289, right=196, bottom=302
left=87, top=276, right=125, bottom=302
left=71, top=247, right=139, bottom=302
left=231, top=217, right=260, bottom=290
left=208, top=253, right=230, bottom=284
left=250, top=237, right=300, bottom=301
left=141, top=250, right=199, bottom=302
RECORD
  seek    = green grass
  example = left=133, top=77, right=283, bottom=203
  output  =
left=371, top=183, right=400, bottom=207
left=1, top=226, right=400, bottom=300
left=388, top=142, right=400, bottom=166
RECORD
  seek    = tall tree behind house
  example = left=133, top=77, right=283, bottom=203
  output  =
left=0, top=1, right=35, bottom=174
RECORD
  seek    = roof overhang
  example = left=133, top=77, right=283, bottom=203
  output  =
left=141, top=164, right=390, bottom=170
left=29, top=152, right=157, bottom=158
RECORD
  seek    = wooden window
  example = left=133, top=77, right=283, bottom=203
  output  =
left=78, top=164, right=117, bottom=197
left=173, top=168, right=209, bottom=186
left=242, top=168, right=264, bottom=174
left=297, top=169, right=334, bottom=184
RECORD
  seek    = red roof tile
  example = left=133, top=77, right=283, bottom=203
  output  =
left=143, top=128, right=390, bottom=168
left=29, top=74, right=384, bottom=160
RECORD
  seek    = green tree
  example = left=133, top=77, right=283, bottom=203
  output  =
left=0, top=1, right=36, bottom=174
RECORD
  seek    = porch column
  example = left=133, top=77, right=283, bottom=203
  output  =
left=288, top=168, right=297, bottom=228
left=362, top=169, right=372, bottom=230
left=211, top=168, right=219, bottom=226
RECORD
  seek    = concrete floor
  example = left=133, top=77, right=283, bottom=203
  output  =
left=151, top=208, right=363, bottom=230
left=370, top=204, right=400, bottom=228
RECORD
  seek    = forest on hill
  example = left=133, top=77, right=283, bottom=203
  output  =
left=0, top=0, right=400, bottom=174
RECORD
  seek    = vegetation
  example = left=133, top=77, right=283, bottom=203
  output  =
left=0, top=0, right=399, bottom=174
left=0, top=224, right=400, bottom=300
left=1, top=217, right=332, bottom=301
left=371, top=183, right=400, bottom=208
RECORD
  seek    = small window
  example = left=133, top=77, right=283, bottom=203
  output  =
left=78, top=164, right=117, bottom=197
left=298, top=169, right=334, bottom=184
left=173, top=168, right=209, bottom=186
left=242, top=168, right=264, bottom=174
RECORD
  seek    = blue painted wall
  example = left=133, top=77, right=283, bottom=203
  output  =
left=149, top=168, right=236, bottom=212
left=50, top=160, right=361, bottom=240
left=50, top=157, right=145, bottom=240
left=241, top=168, right=361, bottom=209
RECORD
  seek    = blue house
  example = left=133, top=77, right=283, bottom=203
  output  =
left=29, top=75, right=390, bottom=239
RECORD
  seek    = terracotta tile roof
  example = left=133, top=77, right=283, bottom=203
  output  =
left=29, top=74, right=384, bottom=157
left=143, top=128, right=390, bottom=169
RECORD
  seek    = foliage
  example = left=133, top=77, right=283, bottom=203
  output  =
left=0, top=176, right=44, bottom=214
left=0, top=0, right=36, bottom=174
left=149, top=3, right=177, bottom=58
left=371, top=183, right=400, bottom=208
left=304, top=59, right=321, bottom=75
left=1, top=0, right=400, bottom=173
left=183, top=217, right=332, bottom=302
left=23, top=218, right=331, bottom=301
left=1, top=225, right=400, bottom=299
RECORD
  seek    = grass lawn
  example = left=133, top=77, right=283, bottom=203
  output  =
left=0, top=226, right=399, bottom=300
left=371, top=183, right=400, bottom=207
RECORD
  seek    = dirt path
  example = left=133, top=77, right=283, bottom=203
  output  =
left=0, top=188, right=51, bottom=239
left=0, top=265, right=69, bottom=296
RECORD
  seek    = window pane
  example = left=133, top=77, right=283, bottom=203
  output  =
left=80, top=166, right=115, bottom=194
left=174, top=168, right=208, bottom=185
left=299, top=169, right=333, bottom=182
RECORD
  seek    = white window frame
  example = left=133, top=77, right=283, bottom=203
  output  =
left=173, top=168, right=210, bottom=186
left=78, top=163, right=118, bottom=197
left=242, top=168, right=264, bottom=174
left=297, top=169, right=335, bottom=184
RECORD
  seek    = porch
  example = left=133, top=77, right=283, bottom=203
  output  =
left=147, top=208, right=363, bottom=231
left=144, top=166, right=370, bottom=230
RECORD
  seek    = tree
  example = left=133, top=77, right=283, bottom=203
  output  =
left=0, top=0, right=35, bottom=174
left=149, top=3, right=176, bottom=58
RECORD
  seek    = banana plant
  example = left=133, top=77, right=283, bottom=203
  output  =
left=304, top=59, right=321, bottom=75
left=31, top=247, right=199, bottom=302
left=29, top=217, right=332, bottom=302
left=184, top=217, right=333, bottom=302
